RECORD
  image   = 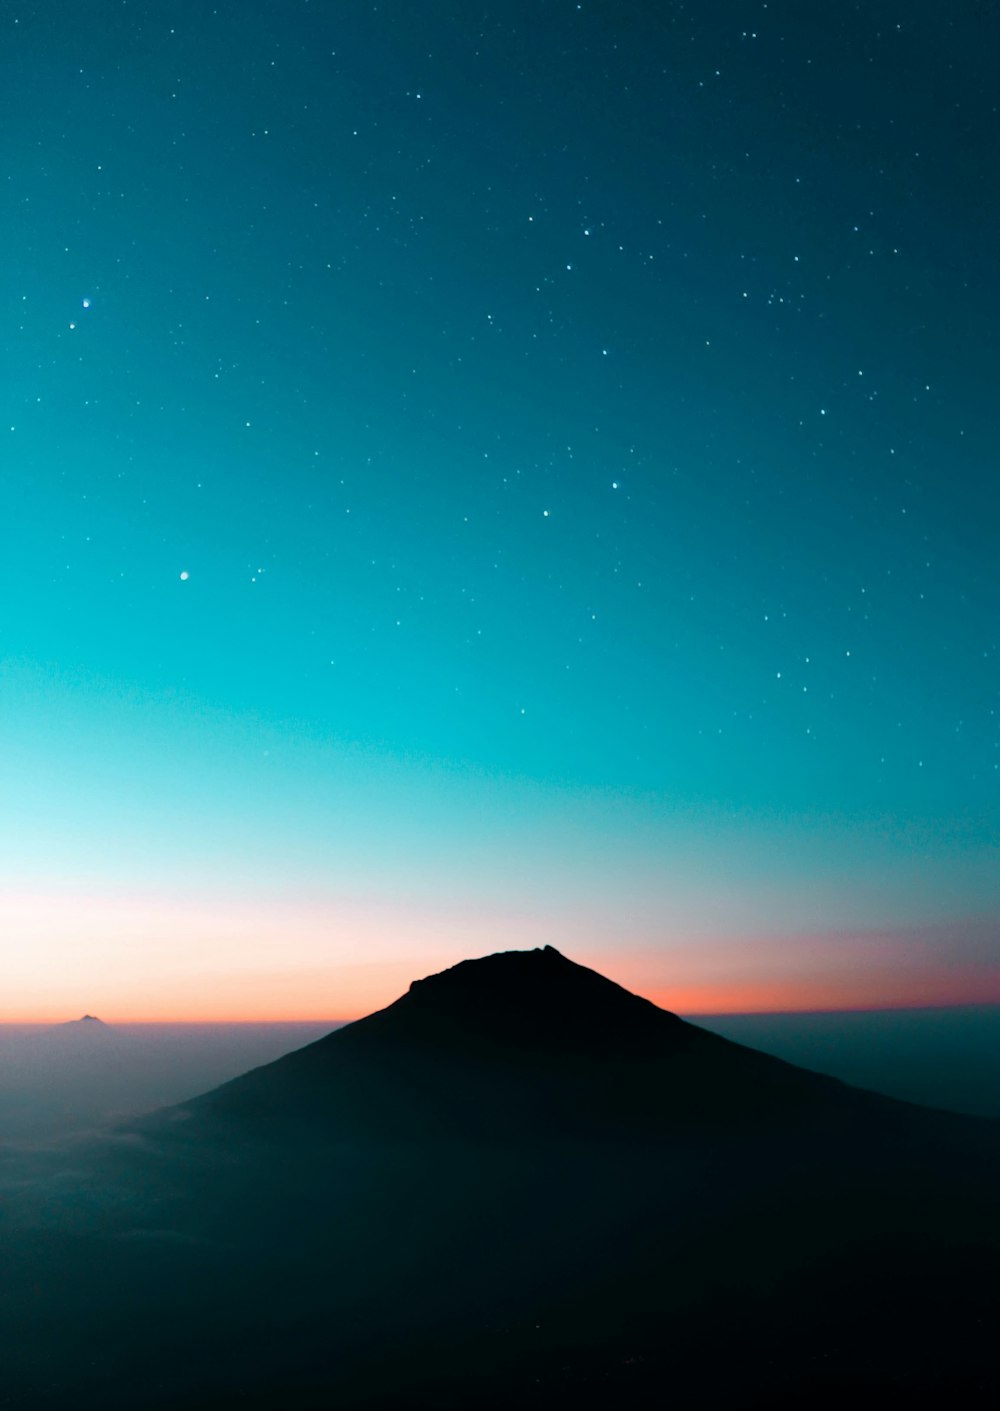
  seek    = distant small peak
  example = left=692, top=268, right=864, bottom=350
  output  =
left=49, top=1013, right=114, bottom=1036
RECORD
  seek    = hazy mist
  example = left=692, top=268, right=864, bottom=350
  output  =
left=2, top=1005, right=997, bottom=1148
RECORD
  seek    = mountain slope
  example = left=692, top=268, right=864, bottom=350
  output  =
left=167, top=945, right=901, bottom=1142
left=3, top=948, right=998, bottom=1410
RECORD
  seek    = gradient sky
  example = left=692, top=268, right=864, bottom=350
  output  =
left=3, top=1, right=998, bottom=1020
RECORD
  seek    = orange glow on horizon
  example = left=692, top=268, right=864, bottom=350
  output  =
left=3, top=887, right=996, bottom=1023
left=653, top=977, right=1000, bottom=1016
left=6, top=964, right=995, bottom=1025
left=641, top=968, right=1000, bottom=1016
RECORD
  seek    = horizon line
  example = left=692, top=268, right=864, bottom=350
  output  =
left=2, top=996, right=997, bottom=1025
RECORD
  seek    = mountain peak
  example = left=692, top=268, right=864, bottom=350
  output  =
left=381, top=945, right=678, bottom=1058
left=407, top=944, right=568, bottom=995
left=51, top=1014, right=113, bottom=1035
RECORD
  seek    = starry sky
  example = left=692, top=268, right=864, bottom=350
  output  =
left=3, top=1, right=998, bottom=1020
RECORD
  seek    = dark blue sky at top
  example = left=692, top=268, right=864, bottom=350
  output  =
left=3, top=1, right=998, bottom=1008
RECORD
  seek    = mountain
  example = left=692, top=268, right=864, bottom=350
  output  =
left=168, top=945, right=916, bottom=1142
left=51, top=1013, right=113, bottom=1034
left=0, top=1012, right=129, bottom=1139
left=2, top=948, right=998, bottom=1410
left=32, top=1014, right=118, bottom=1051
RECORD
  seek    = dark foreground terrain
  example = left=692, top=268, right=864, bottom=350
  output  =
left=1, top=947, right=997, bottom=1408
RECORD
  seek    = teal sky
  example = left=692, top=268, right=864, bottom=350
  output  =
left=2, top=2, right=997, bottom=1018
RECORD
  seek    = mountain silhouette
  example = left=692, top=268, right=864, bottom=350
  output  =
left=171, top=945, right=898, bottom=1143
left=54, top=1013, right=111, bottom=1031
left=3, top=949, right=998, bottom=1410
left=23, top=1013, right=119, bottom=1051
